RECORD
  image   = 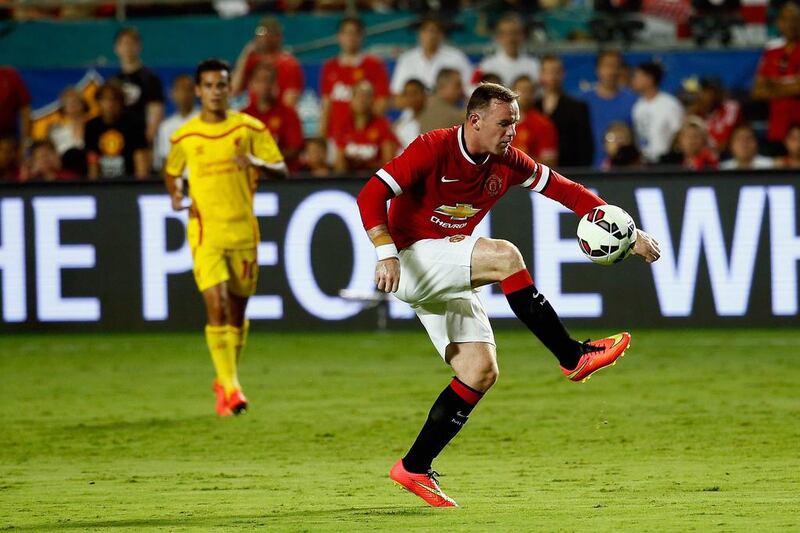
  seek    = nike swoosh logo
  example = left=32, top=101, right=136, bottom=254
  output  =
left=413, top=480, right=444, bottom=497
left=441, top=176, right=459, bottom=183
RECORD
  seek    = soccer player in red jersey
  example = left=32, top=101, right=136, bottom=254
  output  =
left=334, top=81, right=398, bottom=172
left=319, top=16, right=390, bottom=140
left=356, top=83, right=661, bottom=507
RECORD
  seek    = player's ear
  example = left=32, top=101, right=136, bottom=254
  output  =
left=468, top=112, right=480, bottom=130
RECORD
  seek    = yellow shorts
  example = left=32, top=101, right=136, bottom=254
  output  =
left=188, top=219, right=258, bottom=296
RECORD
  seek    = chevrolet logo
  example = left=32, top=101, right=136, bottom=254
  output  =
left=434, top=203, right=482, bottom=220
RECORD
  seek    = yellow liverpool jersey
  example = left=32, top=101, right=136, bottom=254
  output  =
left=165, top=111, right=283, bottom=249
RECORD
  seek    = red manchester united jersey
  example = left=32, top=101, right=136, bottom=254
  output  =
left=374, top=126, right=603, bottom=250
left=336, top=116, right=398, bottom=171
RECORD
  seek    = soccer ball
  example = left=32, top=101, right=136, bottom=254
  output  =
left=577, top=205, right=636, bottom=266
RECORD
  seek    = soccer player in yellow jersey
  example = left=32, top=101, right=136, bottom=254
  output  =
left=164, top=59, right=287, bottom=416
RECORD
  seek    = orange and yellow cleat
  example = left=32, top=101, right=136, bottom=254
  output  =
left=212, top=379, right=232, bottom=417
left=212, top=380, right=248, bottom=416
left=389, top=459, right=458, bottom=508
left=227, top=388, right=248, bottom=415
left=562, top=332, right=631, bottom=383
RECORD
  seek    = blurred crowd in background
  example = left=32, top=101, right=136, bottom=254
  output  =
left=1, top=0, right=800, bottom=183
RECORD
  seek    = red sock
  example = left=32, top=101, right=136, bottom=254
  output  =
left=500, top=269, right=534, bottom=294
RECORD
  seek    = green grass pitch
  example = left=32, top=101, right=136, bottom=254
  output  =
left=1, top=329, right=799, bottom=531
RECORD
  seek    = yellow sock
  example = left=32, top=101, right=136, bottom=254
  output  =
left=231, top=319, right=250, bottom=364
left=205, top=325, right=237, bottom=394
left=226, top=320, right=248, bottom=389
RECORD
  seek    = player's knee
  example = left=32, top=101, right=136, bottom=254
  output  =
left=494, top=240, right=525, bottom=276
left=473, top=359, right=499, bottom=392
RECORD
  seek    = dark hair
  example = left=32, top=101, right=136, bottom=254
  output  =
left=95, top=80, right=125, bottom=102
left=511, top=74, right=534, bottom=88
left=596, top=49, right=623, bottom=66
left=435, top=68, right=461, bottom=89
left=114, top=26, right=140, bottom=44
left=31, top=139, right=57, bottom=154
left=540, top=53, right=562, bottom=66
left=172, top=73, right=194, bottom=87
left=466, top=83, right=518, bottom=115
left=195, top=59, right=231, bottom=84
left=338, top=16, right=364, bottom=33
left=787, top=123, right=800, bottom=136
left=636, top=61, right=664, bottom=86
left=731, top=123, right=756, bottom=138
left=403, top=78, right=426, bottom=92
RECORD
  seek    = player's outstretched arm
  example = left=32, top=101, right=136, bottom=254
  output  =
left=630, top=229, right=661, bottom=263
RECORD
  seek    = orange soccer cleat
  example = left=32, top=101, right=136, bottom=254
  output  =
left=562, top=332, right=631, bottom=383
left=389, top=459, right=458, bottom=508
left=227, top=388, right=248, bottom=415
left=212, top=379, right=232, bottom=417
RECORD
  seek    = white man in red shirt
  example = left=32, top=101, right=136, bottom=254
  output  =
left=356, top=83, right=661, bottom=508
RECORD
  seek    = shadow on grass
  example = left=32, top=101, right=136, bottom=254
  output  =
left=4, top=506, right=432, bottom=530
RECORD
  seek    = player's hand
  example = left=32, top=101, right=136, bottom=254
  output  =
left=375, top=258, right=400, bottom=293
left=631, top=229, right=661, bottom=263
left=171, top=191, right=185, bottom=211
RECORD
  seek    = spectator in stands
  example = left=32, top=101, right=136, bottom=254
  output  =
left=154, top=75, right=197, bottom=171
left=243, top=63, right=304, bottom=172
left=720, top=124, right=775, bottom=170
left=393, top=78, right=426, bottom=149
left=418, top=68, right=465, bottom=133
left=232, top=16, right=304, bottom=107
left=775, top=123, right=800, bottom=168
left=752, top=2, right=800, bottom=152
left=390, top=15, right=472, bottom=103
left=536, top=54, right=593, bottom=167
left=85, top=81, right=149, bottom=180
left=19, top=140, right=78, bottom=182
left=48, top=87, right=88, bottom=157
left=478, top=13, right=541, bottom=88
left=659, top=116, right=718, bottom=170
left=334, top=80, right=398, bottom=172
left=690, top=77, right=742, bottom=154
left=319, top=16, right=390, bottom=141
left=582, top=50, right=637, bottom=167
left=301, top=137, right=332, bottom=177
left=631, top=61, right=683, bottom=163
left=0, top=66, right=31, bottom=156
left=511, top=75, right=558, bottom=167
left=0, top=136, right=20, bottom=182
left=602, top=122, right=642, bottom=169
left=111, top=27, right=165, bottom=145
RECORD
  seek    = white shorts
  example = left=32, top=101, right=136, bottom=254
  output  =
left=396, top=235, right=495, bottom=360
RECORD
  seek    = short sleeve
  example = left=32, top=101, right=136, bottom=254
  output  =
left=282, top=57, right=305, bottom=92
left=537, top=118, right=558, bottom=158
left=164, top=139, right=186, bottom=177
left=375, top=133, right=434, bottom=195
left=252, top=127, right=284, bottom=164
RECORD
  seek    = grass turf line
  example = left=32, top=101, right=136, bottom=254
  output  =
left=1, top=330, right=799, bottom=531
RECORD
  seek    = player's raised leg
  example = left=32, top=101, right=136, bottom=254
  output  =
left=470, top=237, right=629, bottom=381
left=391, top=341, right=496, bottom=507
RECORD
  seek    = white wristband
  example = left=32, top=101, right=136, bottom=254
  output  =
left=375, top=243, right=399, bottom=261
